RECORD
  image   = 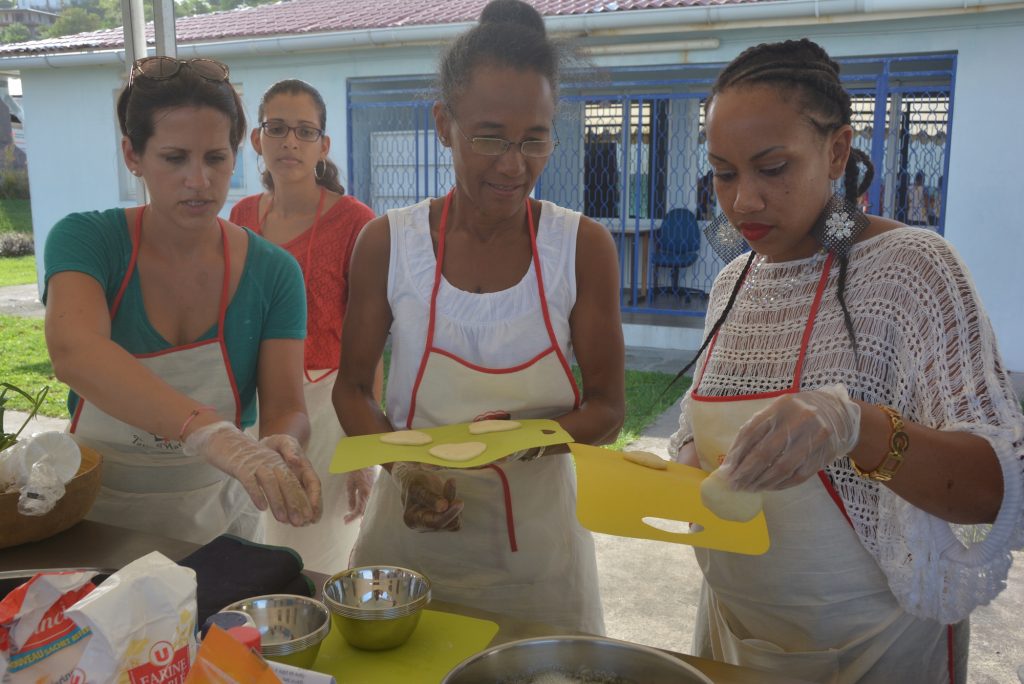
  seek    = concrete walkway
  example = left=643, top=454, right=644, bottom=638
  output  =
left=2, top=282, right=1022, bottom=682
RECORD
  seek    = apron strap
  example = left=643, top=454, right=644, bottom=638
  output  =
left=693, top=252, right=834, bottom=398
left=525, top=200, right=580, bottom=409
left=485, top=463, right=518, bottom=553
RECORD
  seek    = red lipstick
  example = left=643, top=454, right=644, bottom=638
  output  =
left=739, top=222, right=772, bottom=242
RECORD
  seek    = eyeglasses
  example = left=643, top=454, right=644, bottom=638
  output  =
left=448, top=116, right=558, bottom=158
left=259, top=121, right=324, bottom=143
left=129, top=57, right=230, bottom=88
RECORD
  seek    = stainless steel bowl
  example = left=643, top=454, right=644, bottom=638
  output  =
left=441, top=636, right=713, bottom=684
left=222, top=594, right=331, bottom=669
left=322, top=566, right=431, bottom=650
left=330, top=608, right=425, bottom=651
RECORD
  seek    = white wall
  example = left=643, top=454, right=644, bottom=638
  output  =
left=14, top=9, right=1024, bottom=371
left=23, top=64, right=128, bottom=272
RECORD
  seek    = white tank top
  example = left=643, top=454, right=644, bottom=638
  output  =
left=385, top=198, right=580, bottom=427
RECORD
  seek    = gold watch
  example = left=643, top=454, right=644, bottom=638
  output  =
left=850, top=405, right=909, bottom=482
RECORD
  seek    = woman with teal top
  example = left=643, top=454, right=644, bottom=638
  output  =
left=43, top=56, right=321, bottom=545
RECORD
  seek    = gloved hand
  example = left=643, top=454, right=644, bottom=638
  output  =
left=184, top=421, right=321, bottom=527
left=390, top=462, right=463, bottom=532
left=259, top=434, right=323, bottom=523
left=344, top=467, right=375, bottom=523
left=723, top=384, right=861, bottom=491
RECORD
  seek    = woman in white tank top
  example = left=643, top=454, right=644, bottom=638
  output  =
left=332, top=0, right=625, bottom=633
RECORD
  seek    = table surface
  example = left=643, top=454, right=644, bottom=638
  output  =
left=0, top=521, right=811, bottom=684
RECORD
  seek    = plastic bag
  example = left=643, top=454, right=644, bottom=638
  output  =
left=0, top=432, right=80, bottom=516
left=0, top=570, right=97, bottom=683
left=66, top=551, right=197, bottom=684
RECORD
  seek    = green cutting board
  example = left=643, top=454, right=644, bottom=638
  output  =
left=330, top=420, right=572, bottom=473
left=311, top=610, right=498, bottom=683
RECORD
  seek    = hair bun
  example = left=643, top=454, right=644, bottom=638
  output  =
left=479, top=0, right=546, bottom=35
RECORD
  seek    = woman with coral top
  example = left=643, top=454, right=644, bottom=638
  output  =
left=230, top=79, right=381, bottom=573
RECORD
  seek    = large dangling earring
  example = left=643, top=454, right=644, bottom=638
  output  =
left=810, top=191, right=869, bottom=259
left=703, top=212, right=750, bottom=263
left=256, top=155, right=266, bottom=176
left=315, top=159, right=326, bottom=180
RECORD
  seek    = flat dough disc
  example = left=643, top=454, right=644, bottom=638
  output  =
left=429, top=442, right=487, bottom=462
left=379, top=430, right=433, bottom=446
left=699, top=469, right=763, bottom=522
left=623, top=450, right=669, bottom=470
left=468, top=420, right=523, bottom=435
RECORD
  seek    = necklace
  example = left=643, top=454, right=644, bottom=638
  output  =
left=743, top=248, right=827, bottom=307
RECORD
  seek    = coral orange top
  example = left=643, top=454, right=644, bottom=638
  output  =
left=230, top=192, right=375, bottom=374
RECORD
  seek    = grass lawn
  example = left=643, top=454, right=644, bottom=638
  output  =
left=0, top=315, right=68, bottom=418
left=602, top=368, right=687, bottom=450
left=0, top=255, right=38, bottom=287
left=0, top=313, right=687, bottom=441
left=0, top=199, right=32, bottom=234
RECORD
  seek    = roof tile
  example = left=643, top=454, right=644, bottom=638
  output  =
left=0, top=0, right=762, bottom=56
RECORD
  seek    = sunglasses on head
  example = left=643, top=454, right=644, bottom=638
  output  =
left=129, top=57, right=230, bottom=88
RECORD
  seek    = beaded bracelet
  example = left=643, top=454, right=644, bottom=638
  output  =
left=178, top=406, right=217, bottom=442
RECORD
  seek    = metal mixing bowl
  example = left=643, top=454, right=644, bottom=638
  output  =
left=222, top=594, right=330, bottom=669
left=441, top=635, right=713, bottom=684
left=322, top=566, right=431, bottom=650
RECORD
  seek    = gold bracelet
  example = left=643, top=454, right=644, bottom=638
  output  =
left=850, top=405, right=909, bottom=482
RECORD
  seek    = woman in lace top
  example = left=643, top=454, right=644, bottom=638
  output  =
left=669, top=39, right=1024, bottom=683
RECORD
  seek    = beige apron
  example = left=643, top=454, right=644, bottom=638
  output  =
left=352, top=193, right=603, bottom=634
left=689, top=253, right=955, bottom=683
left=71, top=210, right=260, bottom=546
left=255, top=189, right=363, bottom=574
left=259, top=371, right=363, bottom=574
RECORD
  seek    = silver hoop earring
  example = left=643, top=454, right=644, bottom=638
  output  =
left=315, top=159, right=326, bottom=180
left=256, top=155, right=266, bottom=176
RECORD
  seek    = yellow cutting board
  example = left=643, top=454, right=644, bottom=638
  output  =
left=571, top=443, right=770, bottom=555
left=312, top=610, right=498, bottom=683
left=330, top=420, right=572, bottom=473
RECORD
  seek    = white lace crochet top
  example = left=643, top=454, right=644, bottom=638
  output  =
left=668, top=227, right=1024, bottom=624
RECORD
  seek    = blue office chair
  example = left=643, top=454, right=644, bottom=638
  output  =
left=651, top=208, right=703, bottom=300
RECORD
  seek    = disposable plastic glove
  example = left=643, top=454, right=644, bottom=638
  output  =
left=391, top=462, right=463, bottom=532
left=184, top=421, right=321, bottom=527
left=723, top=384, right=861, bottom=491
left=259, top=433, right=323, bottom=522
left=344, top=467, right=375, bottom=523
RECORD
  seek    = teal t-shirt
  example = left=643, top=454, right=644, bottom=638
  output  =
left=43, top=208, right=307, bottom=428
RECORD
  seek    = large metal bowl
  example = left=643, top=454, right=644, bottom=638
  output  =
left=222, top=594, right=330, bottom=669
left=441, top=635, right=713, bottom=684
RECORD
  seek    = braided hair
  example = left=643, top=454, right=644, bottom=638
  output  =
left=672, top=39, right=874, bottom=383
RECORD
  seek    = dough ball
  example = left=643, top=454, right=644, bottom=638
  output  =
left=428, top=441, right=488, bottom=462
left=623, top=450, right=669, bottom=470
left=468, top=419, right=523, bottom=435
left=379, top=430, right=433, bottom=446
left=699, top=469, right=763, bottom=522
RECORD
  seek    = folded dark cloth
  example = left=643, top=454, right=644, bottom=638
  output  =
left=177, top=534, right=315, bottom=625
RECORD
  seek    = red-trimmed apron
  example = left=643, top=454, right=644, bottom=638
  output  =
left=689, top=254, right=954, bottom=683
left=254, top=188, right=359, bottom=573
left=351, top=193, right=603, bottom=634
left=71, top=208, right=260, bottom=545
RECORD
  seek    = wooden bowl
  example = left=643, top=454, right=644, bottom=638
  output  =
left=0, top=444, right=102, bottom=549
